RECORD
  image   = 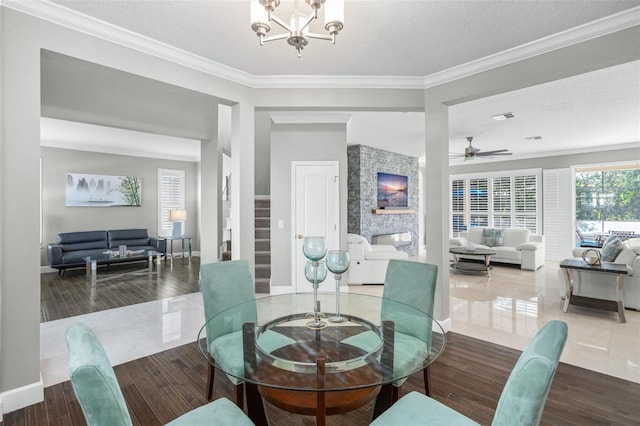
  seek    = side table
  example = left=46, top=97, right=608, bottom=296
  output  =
left=559, top=259, right=628, bottom=322
left=163, top=236, right=192, bottom=261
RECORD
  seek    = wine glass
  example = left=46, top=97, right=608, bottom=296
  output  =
left=304, top=260, right=328, bottom=329
left=326, top=250, right=350, bottom=323
left=303, top=236, right=327, bottom=261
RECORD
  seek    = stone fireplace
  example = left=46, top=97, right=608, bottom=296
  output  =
left=347, top=144, right=419, bottom=256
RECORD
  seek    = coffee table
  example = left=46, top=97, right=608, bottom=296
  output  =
left=83, top=249, right=162, bottom=286
left=198, top=293, right=446, bottom=425
left=559, top=259, right=628, bottom=322
left=449, top=247, right=496, bottom=277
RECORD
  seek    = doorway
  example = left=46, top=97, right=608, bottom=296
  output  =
left=291, top=161, right=340, bottom=293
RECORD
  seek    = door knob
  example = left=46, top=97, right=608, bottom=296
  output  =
left=297, top=234, right=304, bottom=239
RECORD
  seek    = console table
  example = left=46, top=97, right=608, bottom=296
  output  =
left=559, top=259, right=628, bottom=323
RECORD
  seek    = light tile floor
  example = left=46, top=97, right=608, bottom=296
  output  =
left=40, top=259, right=639, bottom=388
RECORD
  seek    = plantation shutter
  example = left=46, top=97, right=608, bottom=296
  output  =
left=492, top=176, right=512, bottom=228
left=158, top=169, right=185, bottom=236
left=469, top=178, right=488, bottom=227
left=451, top=179, right=467, bottom=234
left=515, top=175, right=537, bottom=233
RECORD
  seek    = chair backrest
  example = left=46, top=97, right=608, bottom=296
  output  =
left=200, top=259, right=257, bottom=346
left=65, top=323, right=133, bottom=426
left=575, top=229, right=585, bottom=241
left=382, top=260, right=438, bottom=347
left=492, top=320, right=568, bottom=426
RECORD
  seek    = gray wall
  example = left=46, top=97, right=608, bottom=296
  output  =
left=41, top=147, right=199, bottom=266
left=348, top=145, right=419, bottom=256
left=270, top=122, right=348, bottom=287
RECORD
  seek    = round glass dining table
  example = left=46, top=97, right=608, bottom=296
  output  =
left=197, top=292, right=446, bottom=425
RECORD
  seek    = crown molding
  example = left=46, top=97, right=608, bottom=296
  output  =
left=3, top=1, right=638, bottom=90
left=251, top=75, right=426, bottom=89
left=424, top=6, right=640, bottom=88
left=270, top=112, right=351, bottom=125
left=1, top=0, right=255, bottom=87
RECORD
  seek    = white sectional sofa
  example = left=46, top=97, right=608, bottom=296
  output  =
left=347, top=233, right=409, bottom=284
left=449, top=227, right=545, bottom=271
left=558, top=238, right=640, bottom=310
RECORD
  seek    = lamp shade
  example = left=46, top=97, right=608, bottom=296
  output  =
left=169, top=209, right=187, bottom=222
left=324, top=0, right=344, bottom=27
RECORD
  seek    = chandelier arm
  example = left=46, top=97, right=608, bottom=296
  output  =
left=261, top=33, right=290, bottom=43
left=306, top=33, right=333, bottom=41
left=270, top=14, right=293, bottom=32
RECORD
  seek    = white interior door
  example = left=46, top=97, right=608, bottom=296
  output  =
left=292, top=161, right=339, bottom=293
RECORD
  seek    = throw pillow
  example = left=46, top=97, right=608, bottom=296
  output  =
left=600, top=235, right=623, bottom=262
left=481, top=228, right=505, bottom=247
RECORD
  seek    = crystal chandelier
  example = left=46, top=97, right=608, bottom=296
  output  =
left=250, top=0, right=344, bottom=58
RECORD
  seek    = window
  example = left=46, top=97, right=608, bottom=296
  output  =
left=575, top=164, right=640, bottom=233
left=158, top=169, right=185, bottom=236
left=450, top=169, right=541, bottom=235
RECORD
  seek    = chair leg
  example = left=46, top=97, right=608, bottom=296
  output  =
left=206, top=355, right=215, bottom=401
left=391, top=385, right=400, bottom=402
left=234, top=383, right=244, bottom=410
left=423, top=366, right=431, bottom=397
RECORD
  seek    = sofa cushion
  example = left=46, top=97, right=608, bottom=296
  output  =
left=502, top=228, right=531, bottom=248
left=481, top=228, right=505, bottom=247
left=108, top=229, right=151, bottom=249
left=615, top=246, right=637, bottom=268
left=57, top=231, right=108, bottom=252
left=492, top=246, right=521, bottom=262
left=62, top=249, right=109, bottom=265
left=366, top=250, right=409, bottom=260
left=600, top=235, right=623, bottom=262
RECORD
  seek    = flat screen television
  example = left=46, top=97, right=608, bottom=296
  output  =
left=377, top=172, right=408, bottom=208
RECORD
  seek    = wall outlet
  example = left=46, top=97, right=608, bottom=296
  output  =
left=278, top=220, right=284, bottom=229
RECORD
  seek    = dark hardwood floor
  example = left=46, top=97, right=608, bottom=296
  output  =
left=5, top=333, right=639, bottom=425
left=41, top=257, right=201, bottom=322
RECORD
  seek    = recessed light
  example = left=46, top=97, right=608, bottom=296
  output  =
left=491, top=112, right=516, bottom=121
left=524, top=136, right=543, bottom=140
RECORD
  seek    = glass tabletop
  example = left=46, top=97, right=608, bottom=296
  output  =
left=197, top=292, right=446, bottom=392
left=83, top=249, right=160, bottom=262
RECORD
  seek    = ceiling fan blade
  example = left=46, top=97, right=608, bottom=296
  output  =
left=449, top=153, right=465, bottom=159
left=476, top=149, right=512, bottom=156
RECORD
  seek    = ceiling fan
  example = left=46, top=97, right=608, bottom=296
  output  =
left=449, top=137, right=512, bottom=160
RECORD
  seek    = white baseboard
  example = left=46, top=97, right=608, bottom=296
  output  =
left=1, top=376, right=44, bottom=414
left=437, top=317, right=452, bottom=334
left=40, top=266, right=57, bottom=274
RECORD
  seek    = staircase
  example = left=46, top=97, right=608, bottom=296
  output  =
left=254, top=197, right=271, bottom=293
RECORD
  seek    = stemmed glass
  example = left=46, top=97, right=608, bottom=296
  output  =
left=303, top=236, right=327, bottom=330
left=304, top=260, right=327, bottom=329
left=326, top=250, right=350, bottom=323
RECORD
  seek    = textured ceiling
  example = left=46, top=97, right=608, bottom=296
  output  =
left=50, top=0, right=639, bottom=77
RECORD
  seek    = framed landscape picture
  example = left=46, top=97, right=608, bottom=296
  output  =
left=377, top=172, right=408, bottom=208
left=66, top=173, right=142, bottom=207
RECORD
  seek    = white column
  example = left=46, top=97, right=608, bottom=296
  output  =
left=424, top=101, right=450, bottom=322
left=199, top=108, right=220, bottom=265
left=231, top=102, right=256, bottom=270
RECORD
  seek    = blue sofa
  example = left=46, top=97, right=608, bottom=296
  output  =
left=47, top=229, right=166, bottom=275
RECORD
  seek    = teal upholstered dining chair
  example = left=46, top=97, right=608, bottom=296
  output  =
left=65, top=322, right=254, bottom=426
left=343, top=259, right=438, bottom=398
left=370, top=320, right=569, bottom=426
left=200, top=259, right=294, bottom=407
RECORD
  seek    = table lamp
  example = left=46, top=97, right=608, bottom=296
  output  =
left=169, top=209, right=187, bottom=237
